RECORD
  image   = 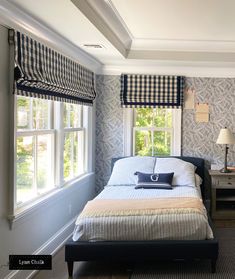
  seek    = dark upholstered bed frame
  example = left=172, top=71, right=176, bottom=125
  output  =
left=65, top=156, right=218, bottom=278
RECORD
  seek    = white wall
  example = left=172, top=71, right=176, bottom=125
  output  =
left=0, top=25, right=96, bottom=279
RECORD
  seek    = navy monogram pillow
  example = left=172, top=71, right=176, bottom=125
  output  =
left=134, top=172, right=174, bottom=189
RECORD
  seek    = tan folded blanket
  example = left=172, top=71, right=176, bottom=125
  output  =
left=78, top=197, right=205, bottom=218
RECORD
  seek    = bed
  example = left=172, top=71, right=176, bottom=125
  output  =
left=65, top=156, right=218, bottom=278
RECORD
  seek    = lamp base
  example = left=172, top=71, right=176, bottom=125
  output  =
left=220, top=168, right=231, bottom=173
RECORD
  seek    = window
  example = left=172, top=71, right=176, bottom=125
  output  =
left=63, top=103, right=84, bottom=181
left=15, top=96, right=87, bottom=208
left=16, top=97, right=55, bottom=205
left=124, top=108, right=181, bottom=156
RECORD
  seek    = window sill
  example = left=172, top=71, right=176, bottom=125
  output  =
left=8, top=172, right=94, bottom=229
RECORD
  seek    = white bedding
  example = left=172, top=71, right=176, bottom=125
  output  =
left=73, top=184, right=213, bottom=241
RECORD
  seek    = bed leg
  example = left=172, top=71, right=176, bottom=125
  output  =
left=211, top=258, right=216, bottom=273
left=67, top=261, right=74, bottom=278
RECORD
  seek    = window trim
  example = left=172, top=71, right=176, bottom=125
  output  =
left=15, top=97, right=56, bottom=209
left=63, top=128, right=85, bottom=182
left=123, top=108, right=182, bottom=157
left=15, top=129, right=56, bottom=208
left=63, top=103, right=85, bottom=182
left=8, top=172, right=94, bottom=230
left=9, top=95, right=91, bottom=226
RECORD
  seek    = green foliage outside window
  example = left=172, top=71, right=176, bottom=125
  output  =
left=17, top=136, right=34, bottom=190
left=16, top=97, right=52, bottom=204
left=63, top=103, right=81, bottom=180
left=64, top=132, right=79, bottom=180
left=134, top=108, right=172, bottom=156
left=16, top=97, right=83, bottom=204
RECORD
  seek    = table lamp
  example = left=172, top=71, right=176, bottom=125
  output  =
left=216, top=127, right=235, bottom=173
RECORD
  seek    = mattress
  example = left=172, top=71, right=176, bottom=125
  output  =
left=73, top=184, right=213, bottom=242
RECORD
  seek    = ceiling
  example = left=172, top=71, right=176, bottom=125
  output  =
left=7, top=0, right=124, bottom=64
left=2, top=0, right=235, bottom=74
left=112, top=0, right=235, bottom=41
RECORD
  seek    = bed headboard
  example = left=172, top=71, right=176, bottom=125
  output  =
left=111, top=156, right=206, bottom=199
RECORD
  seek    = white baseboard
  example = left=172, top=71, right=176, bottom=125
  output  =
left=5, top=216, right=77, bottom=279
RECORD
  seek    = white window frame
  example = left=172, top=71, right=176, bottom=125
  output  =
left=15, top=98, right=56, bottom=208
left=123, top=108, right=181, bottom=156
left=11, top=96, right=89, bottom=219
left=62, top=103, right=85, bottom=182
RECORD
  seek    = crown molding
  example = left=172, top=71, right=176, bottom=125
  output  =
left=71, top=0, right=131, bottom=57
left=71, top=0, right=235, bottom=63
left=0, top=0, right=102, bottom=73
left=128, top=50, right=235, bottom=62
left=98, top=61, right=235, bottom=77
left=131, top=38, right=235, bottom=53
left=2, top=0, right=235, bottom=78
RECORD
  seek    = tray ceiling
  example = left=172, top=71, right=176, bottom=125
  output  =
left=3, top=0, right=235, bottom=72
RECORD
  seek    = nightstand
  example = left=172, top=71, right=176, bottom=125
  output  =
left=209, top=170, right=235, bottom=219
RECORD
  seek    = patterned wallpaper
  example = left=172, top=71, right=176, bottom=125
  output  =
left=95, top=75, right=123, bottom=193
left=183, top=78, right=235, bottom=168
left=95, top=75, right=235, bottom=192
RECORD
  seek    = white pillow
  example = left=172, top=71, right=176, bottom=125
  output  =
left=154, top=158, right=196, bottom=186
left=195, top=173, right=203, bottom=188
left=107, top=156, right=156, bottom=186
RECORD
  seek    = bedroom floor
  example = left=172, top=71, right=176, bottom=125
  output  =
left=34, top=225, right=235, bottom=279
left=33, top=248, right=131, bottom=278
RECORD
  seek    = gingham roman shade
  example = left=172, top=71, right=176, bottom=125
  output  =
left=120, top=74, right=184, bottom=108
left=13, top=31, right=96, bottom=105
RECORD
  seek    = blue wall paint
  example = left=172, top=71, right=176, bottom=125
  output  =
left=0, top=25, right=95, bottom=278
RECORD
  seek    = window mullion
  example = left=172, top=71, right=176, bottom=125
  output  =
left=50, top=101, right=54, bottom=129
left=68, top=104, right=71, bottom=127
left=34, top=135, right=38, bottom=197
left=29, top=98, right=33, bottom=129
left=64, top=127, right=83, bottom=133
left=79, top=132, right=82, bottom=174
left=17, top=129, right=55, bottom=137
left=55, top=102, right=64, bottom=186
left=133, top=128, right=136, bottom=155
left=123, top=108, right=134, bottom=156
left=151, top=130, right=154, bottom=156
left=152, top=108, right=155, bottom=127
left=80, top=105, right=83, bottom=128
left=71, top=133, right=74, bottom=178
left=134, top=127, right=172, bottom=132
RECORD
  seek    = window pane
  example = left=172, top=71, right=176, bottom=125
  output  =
left=16, top=136, right=34, bottom=204
left=135, top=130, right=152, bottom=156
left=16, top=134, right=54, bottom=205
left=37, top=134, right=54, bottom=194
left=33, top=98, right=50, bottom=129
left=153, top=109, right=172, bottom=128
left=17, top=96, right=30, bottom=130
left=153, top=131, right=171, bottom=155
left=64, top=131, right=83, bottom=180
left=64, top=103, right=80, bottom=128
left=135, top=108, right=153, bottom=127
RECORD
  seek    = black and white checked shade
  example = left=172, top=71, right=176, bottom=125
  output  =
left=14, top=31, right=96, bottom=105
left=120, top=74, right=184, bottom=108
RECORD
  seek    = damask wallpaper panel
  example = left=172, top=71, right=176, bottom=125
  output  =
left=95, top=75, right=235, bottom=192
